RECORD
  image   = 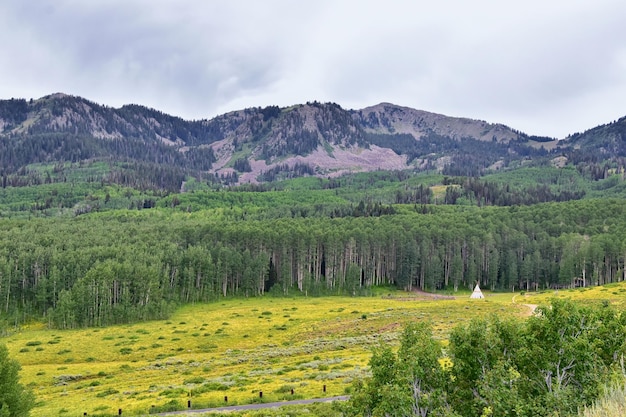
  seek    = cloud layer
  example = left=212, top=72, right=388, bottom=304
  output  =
left=1, top=0, right=625, bottom=138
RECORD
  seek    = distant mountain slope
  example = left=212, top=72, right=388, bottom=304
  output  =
left=562, top=116, right=626, bottom=155
left=0, top=94, right=218, bottom=190
left=353, top=102, right=520, bottom=142
left=0, top=93, right=620, bottom=188
left=0, top=93, right=221, bottom=144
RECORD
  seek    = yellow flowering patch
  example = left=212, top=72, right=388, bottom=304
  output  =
left=3, top=291, right=557, bottom=416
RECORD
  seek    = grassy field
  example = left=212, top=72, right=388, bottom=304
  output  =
left=516, top=281, right=626, bottom=310
left=4, top=285, right=625, bottom=417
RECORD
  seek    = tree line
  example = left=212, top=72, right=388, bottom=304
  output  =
left=0, top=198, right=626, bottom=329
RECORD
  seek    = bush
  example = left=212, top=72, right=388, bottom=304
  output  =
left=274, top=384, right=295, bottom=394
left=203, top=382, right=230, bottom=391
left=183, top=376, right=205, bottom=385
left=149, top=400, right=181, bottom=414
left=159, top=388, right=186, bottom=398
left=346, top=300, right=626, bottom=417
left=95, top=388, right=119, bottom=398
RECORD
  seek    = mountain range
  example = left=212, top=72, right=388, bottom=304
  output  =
left=1, top=93, right=624, bottom=188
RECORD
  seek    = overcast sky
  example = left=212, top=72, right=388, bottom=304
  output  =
left=1, top=1, right=625, bottom=138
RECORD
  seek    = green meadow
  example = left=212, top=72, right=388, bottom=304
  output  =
left=5, top=291, right=532, bottom=417
left=519, top=281, right=626, bottom=309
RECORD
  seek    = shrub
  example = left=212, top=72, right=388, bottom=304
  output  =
left=149, top=400, right=181, bottom=413
left=273, top=384, right=295, bottom=394
left=183, top=376, right=205, bottom=385
left=159, top=388, right=186, bottom=398
left=203, top=382, right=230, bottom=391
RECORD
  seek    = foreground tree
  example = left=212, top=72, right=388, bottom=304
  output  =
left=347, top=299, right=626, bottom=417
left=0, top=344, right=34, bottom=417
left=342, top=322, right=456, bottom=416
left=448, top=316, right=524, bottom=416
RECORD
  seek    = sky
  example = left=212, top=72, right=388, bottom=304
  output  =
left=1, top=1, right=625, bottom=139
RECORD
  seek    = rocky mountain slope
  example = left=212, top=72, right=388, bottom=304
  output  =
left=0, top=93, right=619, bottom=187
left=353, top=102, right=520, bottom=142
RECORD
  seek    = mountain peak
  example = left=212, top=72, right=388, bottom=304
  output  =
left=43, top=92, right=72, bottom=100
left=0, top=93, right=621, bottom=188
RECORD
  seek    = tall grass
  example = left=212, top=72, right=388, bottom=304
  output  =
left=580, top=383, right=626, bottom=417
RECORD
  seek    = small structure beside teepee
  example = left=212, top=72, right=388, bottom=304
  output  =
left=470, top=283, right=484, bottom=299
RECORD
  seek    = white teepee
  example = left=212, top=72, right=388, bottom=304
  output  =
left=470, top=283, right=484, bottom=299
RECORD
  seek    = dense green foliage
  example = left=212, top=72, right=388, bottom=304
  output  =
left=4, top=94, right=626, bottom=416
left=1, top=193, right=626, bottom=329
left=345, top=322, right=450, bottom=416
left=1, top=129, right=626, bottom=331
left=0, top=133, right=215, bottom=192
left=0, top=344, right=34, bottom=417
left=343, top=299, right=626, bottom=417
left=2, top=160, right=626, bottom=329
left=257, top=162, right=316, bottom=182
left=566, top=116, right=626, bottom=156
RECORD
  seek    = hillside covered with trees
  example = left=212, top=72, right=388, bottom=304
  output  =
left=1, top=95, right=626, bottom=417
left=1, top=94, right=626, bottom=331
left=1, top=181, right=626, bottom=330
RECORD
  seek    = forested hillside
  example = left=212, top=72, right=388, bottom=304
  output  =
left=0, top=94, right=556, bottom=188
left=1, top=94, right=626, bottom=331
left=1, top=190, right=626, bottom=330
left=2, top=93, right=625, bottom=189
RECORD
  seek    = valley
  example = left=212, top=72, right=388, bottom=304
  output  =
left=1, top=94, right=626, bottom=416
left=0, top=290, right=586, bottom=416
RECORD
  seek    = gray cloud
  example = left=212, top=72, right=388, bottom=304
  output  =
left=1, top=0, right=625, bottom=137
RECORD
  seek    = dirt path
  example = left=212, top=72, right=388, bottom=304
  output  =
left=157, top=396, right=349, bottom=415
left=522, top=303, right=538, bottom=315
left=512, top=295, right=538, bottom=316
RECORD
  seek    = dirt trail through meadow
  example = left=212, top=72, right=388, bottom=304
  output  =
left=512, top=294, right=538, bottom=316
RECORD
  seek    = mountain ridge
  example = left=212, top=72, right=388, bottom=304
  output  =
left=0, top=93, right=622, bottom=188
